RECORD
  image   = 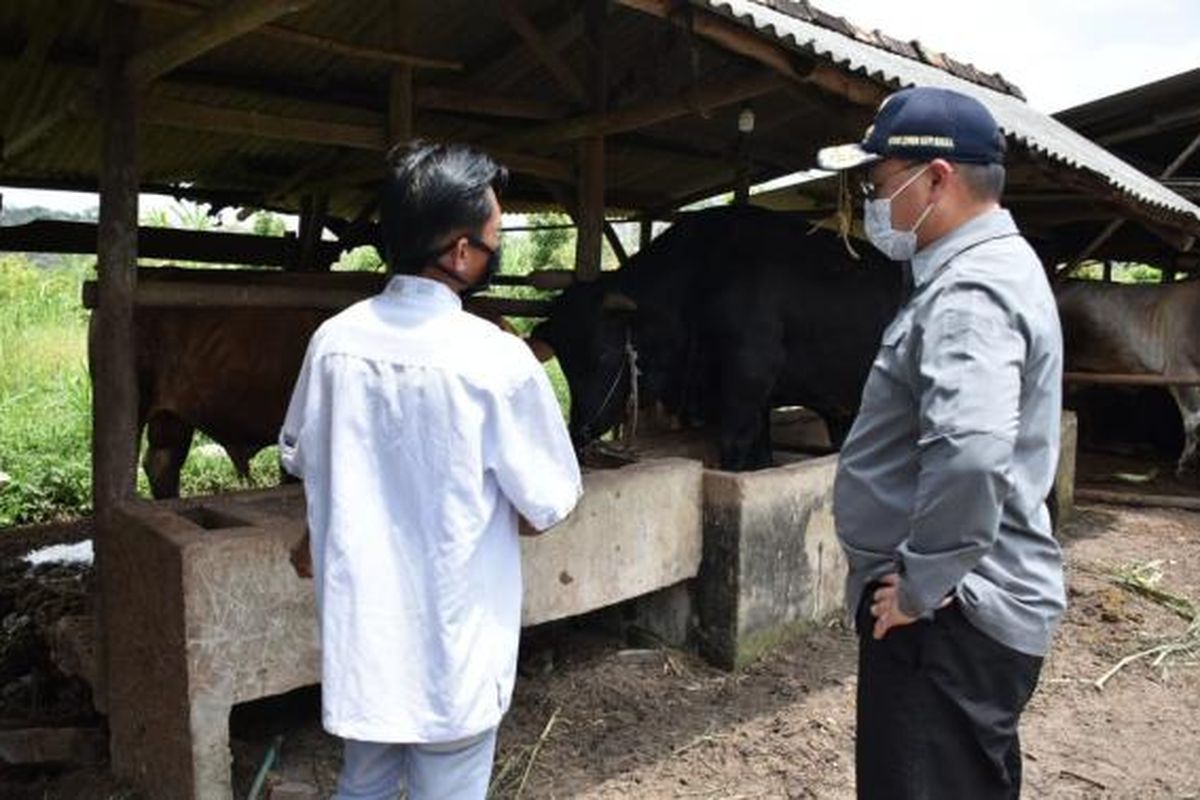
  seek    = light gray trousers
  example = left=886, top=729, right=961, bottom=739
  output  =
left=332, top=728, right=498, bottom=800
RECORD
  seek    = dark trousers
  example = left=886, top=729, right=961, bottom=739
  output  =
left=855, top=588, right=1044, bottom=800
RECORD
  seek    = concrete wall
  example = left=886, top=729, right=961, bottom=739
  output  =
left=1053, top=410, right=1078, bottom=528
left=698, top=455, right=846, bottom=670
left=102, top=458, right=702, bottom=800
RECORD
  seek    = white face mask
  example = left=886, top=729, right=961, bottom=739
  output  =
left=863, top=164, right=935, bottom=261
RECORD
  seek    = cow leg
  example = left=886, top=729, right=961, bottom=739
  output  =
left=1170, top=386, right=1200, bottom=476
left=223, top=444, right=257, bottom=486
left=143, top=411, right=194, bottom=499
left=716, top=345, right=782, bottom=471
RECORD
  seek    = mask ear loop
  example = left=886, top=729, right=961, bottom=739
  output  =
left=807, top=171, right=861, bottom=261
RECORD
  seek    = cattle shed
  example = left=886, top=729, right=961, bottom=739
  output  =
left=0, top=2, right=1197, bottom=797
left=1054, top=67, right=1200, bottom=271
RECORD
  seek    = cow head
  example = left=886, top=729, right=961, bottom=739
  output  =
left=528, top=280, right=640, bottom=446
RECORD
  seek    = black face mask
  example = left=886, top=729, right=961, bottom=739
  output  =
left=464, top=235, right=502, bottom=295
left=426, top=235, right=501, bottom=296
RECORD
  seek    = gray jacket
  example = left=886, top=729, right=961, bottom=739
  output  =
left=834, top=207, right=1066, bottom=657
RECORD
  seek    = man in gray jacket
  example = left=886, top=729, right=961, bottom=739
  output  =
left=818, top=86, right=1065, bottom=799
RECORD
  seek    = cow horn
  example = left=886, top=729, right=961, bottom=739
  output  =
left=526, top=337, right=556, bottom=363
left=601, top=292, right=638, bottom=312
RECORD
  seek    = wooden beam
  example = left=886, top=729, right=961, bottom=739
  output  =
left=603, top=220, right=629, bottom=267
left=296, top=192, right=331, bottom=271
left=82, top=276, right=552, bottom=317
left=120, top=0, right=462, bottom=70
left=0, top=219, right=355, bottom=267
left=2, top=89, right=91, bottom=162
left=387, top=0, right=415, bottom=149
left=1064, top=371, right=1200, bottom=387
left=468, top=11, right=584, bottom=94
left=498, top=0, right=585, bottom=104
left=1075, top=488, right=1200, bottom=513
left=1071, top=126, right=1200, bottom=265
left=617, top=0, right=887, bottom=106
left=415, top=86, right=571, bottom=121
left=139, top=96, right=575, bottom=181
left=494, top=70, right=787, bottom=151
left=94, top=0, right=141, bottom=518
left=574, top=0, right=607, bottom=282
left=143, top=95, right=387, bottom=149
left=125, top=0, right=318, bottom=85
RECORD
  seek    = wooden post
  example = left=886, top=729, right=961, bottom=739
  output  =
left=574, top=0, right=606, bottom=282
left=94, top=1, right=141, bottom=521
left=296, top=192, right=330, bottom=271
left=93, top=0, right=141, bottom=719
left=639, top=219, right=653, bottom=251
left=387, top=0, right=414, bottom=148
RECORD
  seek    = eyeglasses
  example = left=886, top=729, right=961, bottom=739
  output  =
left=858, top=162, right=925, bottom=199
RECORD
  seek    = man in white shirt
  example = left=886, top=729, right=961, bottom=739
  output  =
left=280, top=141, right=582, bottom=800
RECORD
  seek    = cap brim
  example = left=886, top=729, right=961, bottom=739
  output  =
left=816, top=143, right=881, bottom=172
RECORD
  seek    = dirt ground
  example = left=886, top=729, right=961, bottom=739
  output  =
left=1, top=501, right=1198, bottom=799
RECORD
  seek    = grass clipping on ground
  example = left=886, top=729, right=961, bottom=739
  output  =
left=1095, top=560, right=1200, bottom=690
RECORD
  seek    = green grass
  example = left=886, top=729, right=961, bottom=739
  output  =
left=0, top=256, right=93, bottom=526
left=0, top=255, right=283, bottom=527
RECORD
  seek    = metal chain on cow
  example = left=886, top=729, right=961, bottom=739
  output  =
left=620, top=328, right=641, bottom=447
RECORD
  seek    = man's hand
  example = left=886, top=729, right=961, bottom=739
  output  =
left=870, top=573, right=952, bottom=640
left=290, top=530, right=313, bottom=579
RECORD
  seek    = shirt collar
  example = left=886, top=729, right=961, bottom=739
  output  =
left=383, top=274, right=463, bottom=313
left=910, top=207, right=1018, bottom=290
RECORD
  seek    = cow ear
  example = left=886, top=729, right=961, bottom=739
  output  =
left=601, top=292, right=638, bottom=313
left=526, top=337, right=556, bottom=363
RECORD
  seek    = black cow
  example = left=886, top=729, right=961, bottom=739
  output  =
left=528, top=205, right=903, bottom=470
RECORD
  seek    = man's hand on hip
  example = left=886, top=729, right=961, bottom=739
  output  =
left=870, top=572, right=951, bottom=639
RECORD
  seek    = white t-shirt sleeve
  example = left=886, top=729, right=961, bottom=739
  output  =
left=278, top=342, right=320, bottom=479
left=486, top=366, right=582, bottom=532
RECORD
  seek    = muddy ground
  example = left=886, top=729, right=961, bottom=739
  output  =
left=0, top=501, right=1197, bottom=799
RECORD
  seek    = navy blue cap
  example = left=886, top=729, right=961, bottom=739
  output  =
left=817, top=86, right=1005, bottom=171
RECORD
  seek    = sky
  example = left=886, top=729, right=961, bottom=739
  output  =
left=4, top=0, right=1198, bottom=215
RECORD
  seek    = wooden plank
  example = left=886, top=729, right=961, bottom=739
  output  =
left=494, top=71, right=786, bottom=151
left=1076, top=488, right=1200, bottom=513
left=81, top=277, right=552, bottom=317
left=120, top=0, right=462, bottom=70
left=1064, top=371, right=1200, bottom=387
left=125, top=0, right=319, bottom=85
left=498, top=0, right=585, bottom=103
left=0, top=219, right=354, bottom=267
left=93, top=0, right=141, bottom=517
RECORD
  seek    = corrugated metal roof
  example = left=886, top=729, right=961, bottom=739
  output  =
left=702, top=0, right=1200, bottom=229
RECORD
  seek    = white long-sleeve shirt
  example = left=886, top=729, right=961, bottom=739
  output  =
left=280, top=275, right=581, bottom=743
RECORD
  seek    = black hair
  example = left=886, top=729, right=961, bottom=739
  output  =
left=379, top=141, right=508, bottom=275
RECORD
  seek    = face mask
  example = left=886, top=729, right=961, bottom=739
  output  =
left=425, top=236, right=501, bottom=295
left=863, top=164, right=935, bottom=261
left=463, top=236, right=502, bottom=296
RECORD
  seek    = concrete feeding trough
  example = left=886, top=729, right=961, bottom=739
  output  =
left=101, top=458, right=702, bottom=800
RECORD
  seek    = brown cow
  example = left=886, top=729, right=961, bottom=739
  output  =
left=94, top=299, right=516, bottom=499
left=1056, top=278, right=1200, bottom=476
